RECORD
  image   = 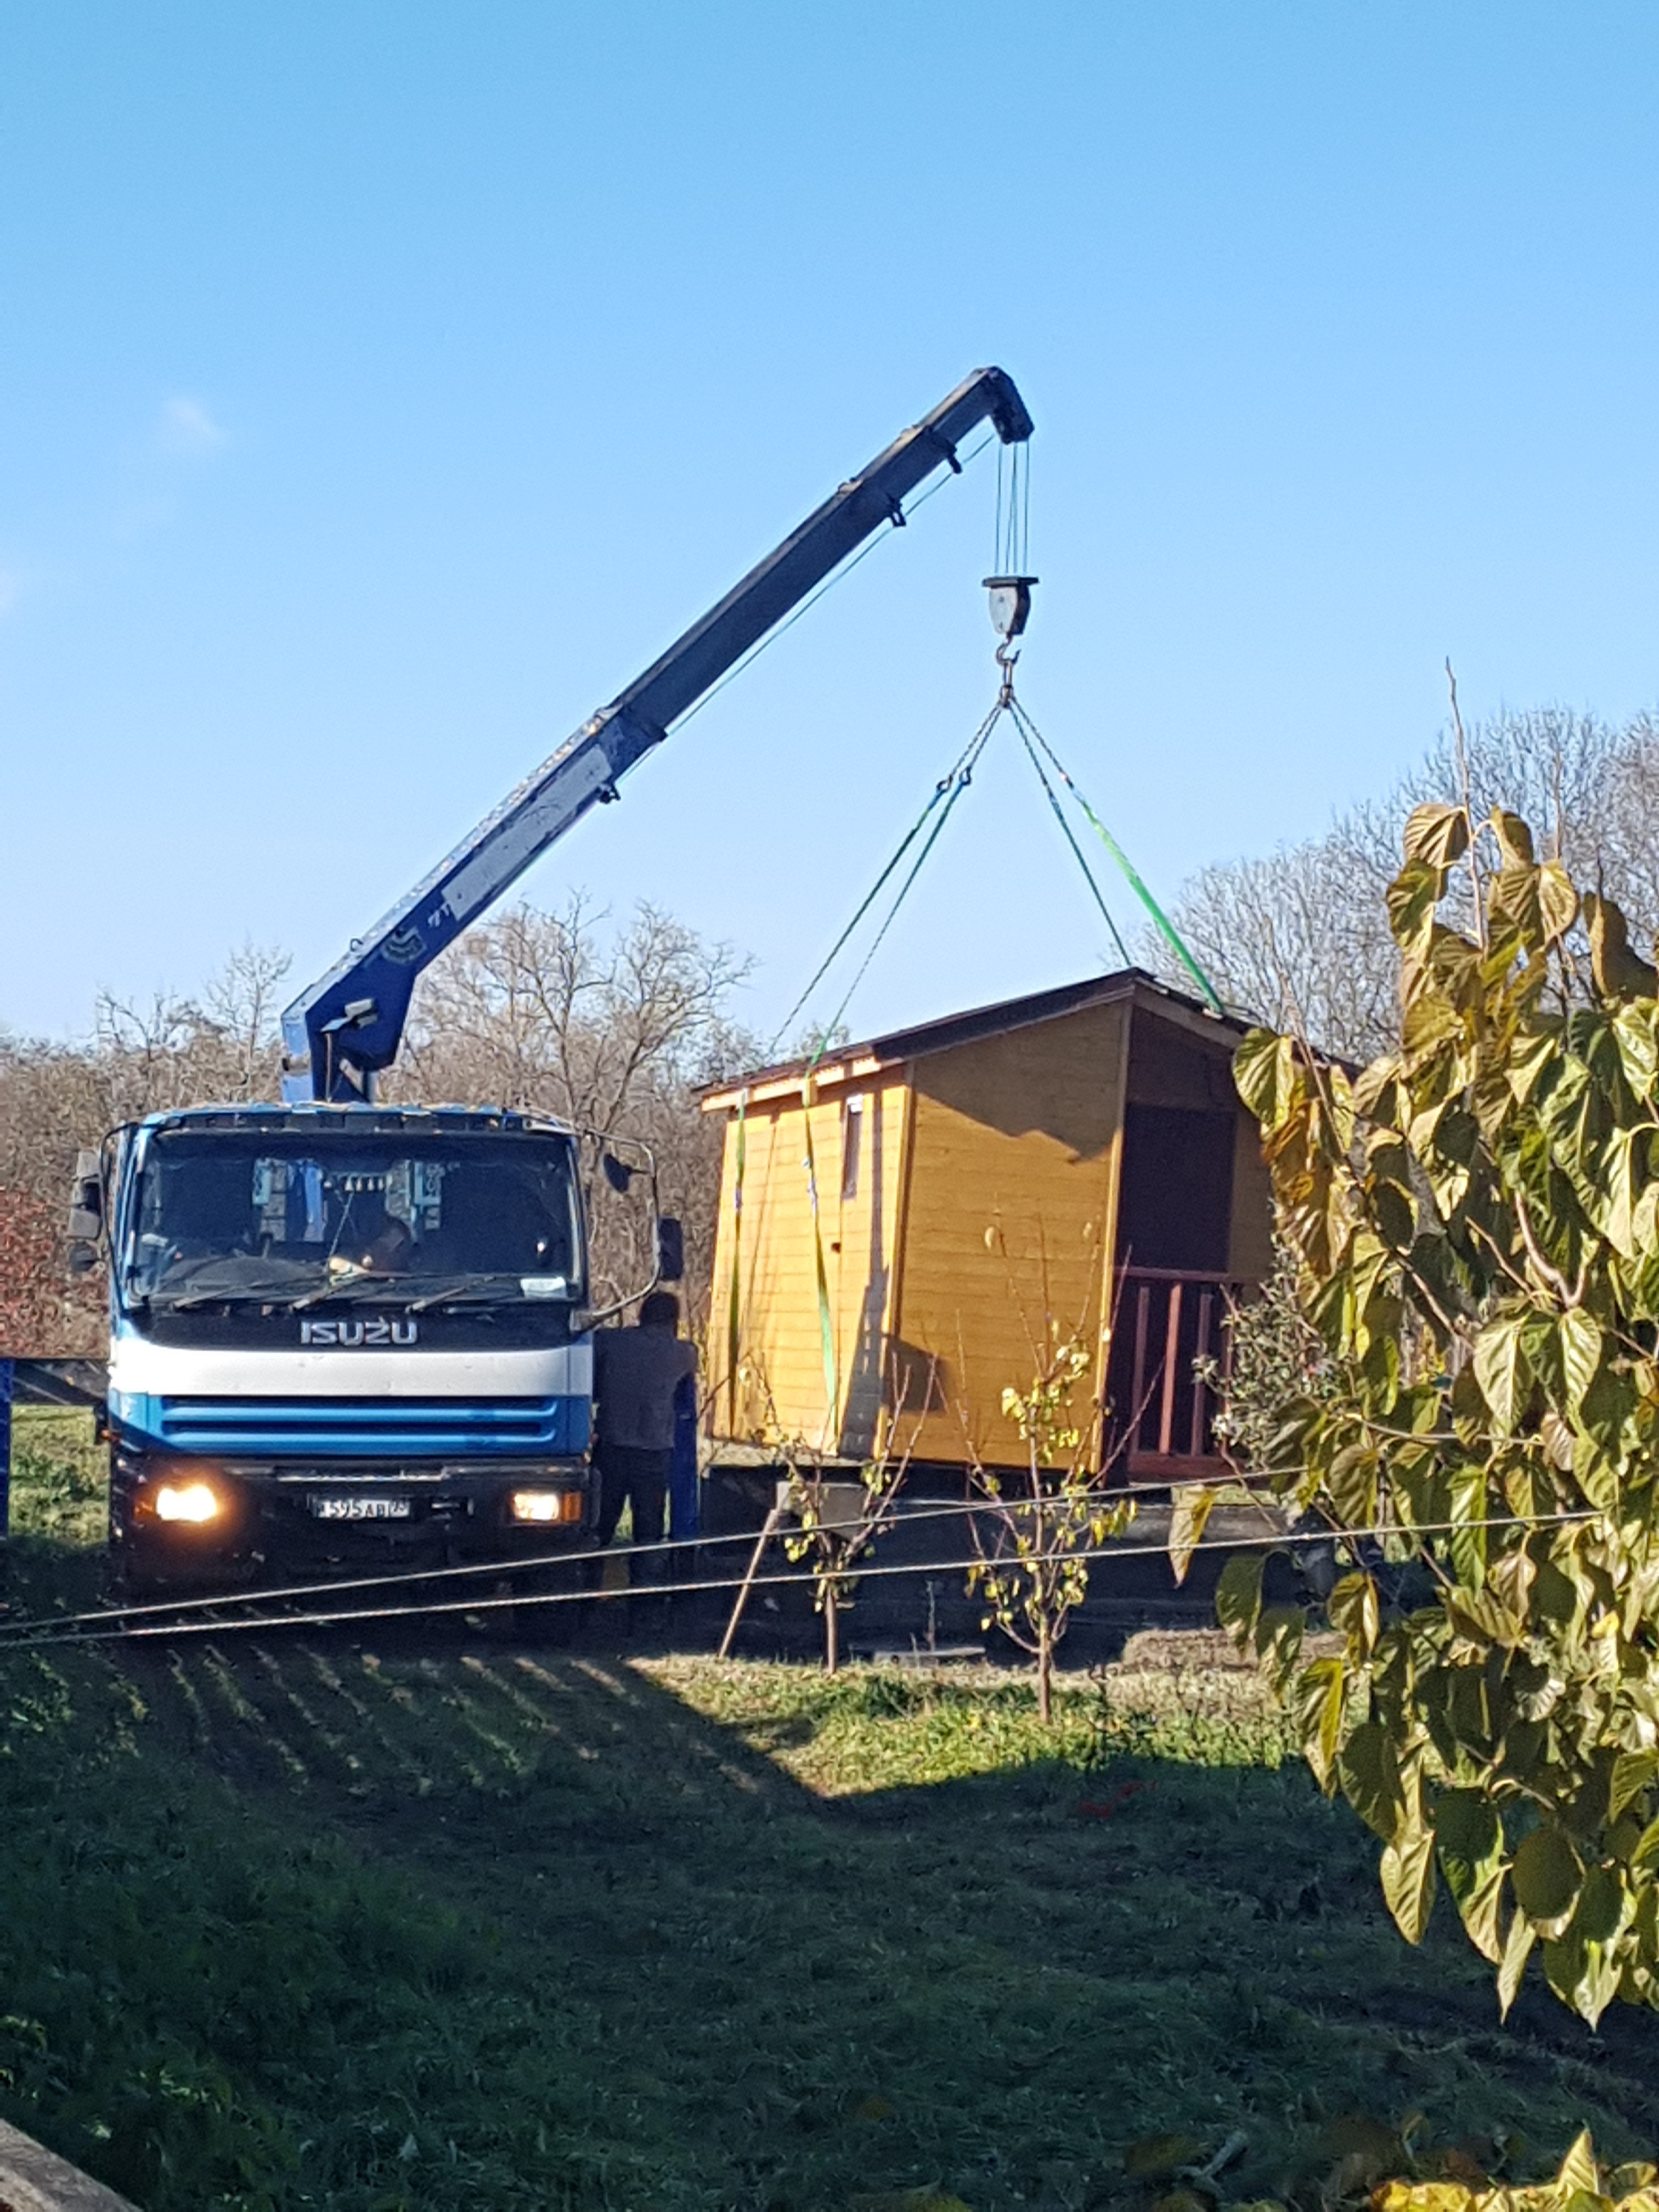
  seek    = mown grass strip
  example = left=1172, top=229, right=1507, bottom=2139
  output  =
left=3, top=1407, right=1657, bottom=2212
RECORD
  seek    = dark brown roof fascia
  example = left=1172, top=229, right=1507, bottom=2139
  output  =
left=698, top=967, right=1254, bottom=1109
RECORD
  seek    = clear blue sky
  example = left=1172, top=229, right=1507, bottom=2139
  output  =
left=4, top=3, right=1657, bottom=1047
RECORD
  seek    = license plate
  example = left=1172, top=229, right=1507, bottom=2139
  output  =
left=309, top=1494, right=413, bottom=1521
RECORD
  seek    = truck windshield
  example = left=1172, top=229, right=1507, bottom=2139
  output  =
left=127, top=1130, right=584, bottom=1306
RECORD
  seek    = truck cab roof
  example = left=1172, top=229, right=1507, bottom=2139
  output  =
left=132, top=1104, right=578, bottom=1138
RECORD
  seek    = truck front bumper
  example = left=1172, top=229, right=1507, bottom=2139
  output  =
left=109, top=1446, right=594, bottom=1589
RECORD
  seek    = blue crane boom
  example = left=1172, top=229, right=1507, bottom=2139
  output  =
left=280, top=368, right=1034, bottom=1103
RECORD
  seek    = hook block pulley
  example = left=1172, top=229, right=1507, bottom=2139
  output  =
left=983, top=574, right=1037, bottom=641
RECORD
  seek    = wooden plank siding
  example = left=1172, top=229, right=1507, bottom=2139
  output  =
left=701, top=971, right=1274, bottom=1474
left=707, top=1076, right=910, bottom=1454
left=888, top=1000, right=1128, bottom=1467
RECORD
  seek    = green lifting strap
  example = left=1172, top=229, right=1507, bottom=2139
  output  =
left=774, top=697, right=1002, bottom=1064
left=1008, top=696, right=1226, bottom=1018
left=732, top=674, right=1224, bottom=1454
left=799, top=1106, right=840, bottom=1443
left=1012, top=717, right=1132, bottom=968
left=779, top=707, right=1003, bottom=1456
left=724, top=1090, right=748, bottom=1436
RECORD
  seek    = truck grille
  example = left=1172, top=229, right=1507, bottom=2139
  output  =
left=154, top=1396, right=585, bottom=1457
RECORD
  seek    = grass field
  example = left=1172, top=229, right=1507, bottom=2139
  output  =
left=2, top=1407, right=1656, bottom=2212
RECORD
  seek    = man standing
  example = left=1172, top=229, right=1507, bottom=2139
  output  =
left=591, top=1291, right=698, bottom=1580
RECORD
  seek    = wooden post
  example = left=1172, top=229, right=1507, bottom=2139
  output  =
left=1158, top=1280, right=1183, bottom=1457
left=718, top=1500, right=785, bottom=1660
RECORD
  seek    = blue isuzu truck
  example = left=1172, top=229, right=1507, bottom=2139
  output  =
left=66, top=370, right=1034, bottom=1592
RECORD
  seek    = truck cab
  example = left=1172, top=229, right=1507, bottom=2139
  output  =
left=98, top=1104, right=597, bottom=1594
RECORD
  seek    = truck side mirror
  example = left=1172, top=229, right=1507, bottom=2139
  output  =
left=656, top=1216, right=684, bottom=1283
left=67, top=1242, right=100, bottom=1276
left=67, top=1149, right=103, bottom=1243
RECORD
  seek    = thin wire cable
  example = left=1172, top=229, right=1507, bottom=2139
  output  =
left=673, top=432, right=998, bottom=736
left=0, top=1483, right=1120, bottom=1643
left=803, top=719, right=998, bottom=1064
left=0, top=1505, right=1605, bottom=1654
left=1013, top=718, right=1131, bottom=964
left=8, top=1466, right=1609, bottom=1643
left=1008, top=696, right=1225, bottom=1014
left=769, top=699, right=1003, bottom=1056
left=7, top=1504, right=1605, bottom=1652
left=1020, top=439, right=1031, bottom=572
left=0, top=1482, right=1245, bottom=1643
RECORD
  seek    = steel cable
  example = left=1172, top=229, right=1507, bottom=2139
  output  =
left=770, top=698, right=1003, bottom=1058
left=0, top=1503, right=1603, bottom=1654
left=0, top=1484, right=1210, bottom=1642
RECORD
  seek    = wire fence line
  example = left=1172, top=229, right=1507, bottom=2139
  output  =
left=0, top=1498, right=1603, bottom=1655
left=0, top=1486, right=1184, bottom=1639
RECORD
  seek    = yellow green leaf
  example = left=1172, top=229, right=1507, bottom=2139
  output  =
left=1537, top=859, right=1579, bottom=941
left=1492, top=808, right=1536, bottom=867
left=1294, top=1654, right=1345, bottom=1785
left=1612, top=1751, right=1659, bottom=1822
left=1381, top=1819, right=1438, bottom=1944
left=1328, top=1570, right=1380, bottom=1659
left=1559, top=1308, right=1603, bottom=1416
left=1496, top=1910, right=1536, bottom=2017
left=1472, top=1313, right=1528, bottom=1434
left=1556, top=2130, right=1601, bottom=2198
left=1233, top=1029, right=1300, bottom=1130
left=1215, top=1549, right=1266, bottom=1647
left=1403, top=802, right=1470, bottom=870
left=1511, top=1822, right=1582, bottom=1929
left=1339, top=1720, right=1404, bottom=1841
left=1387, top=861, right=1446, bottom=960
left=1167, top=1485, right=1216, bottom=1587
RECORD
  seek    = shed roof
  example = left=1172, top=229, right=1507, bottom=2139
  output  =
left=699, top=967, right=1252, bottom=1111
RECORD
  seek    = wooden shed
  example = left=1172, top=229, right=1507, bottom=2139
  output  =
left=699, top=968, right=1273, bottom=1479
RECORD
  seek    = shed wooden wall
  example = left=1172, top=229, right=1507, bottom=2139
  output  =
left=1122, top=1004, right=1272, bottom=1280
left=888, top=1000, right=1129, bottom=1466
left=703, top=986, right=1274, bottom=1470
left=707, top=1076, right=910, bottom=1454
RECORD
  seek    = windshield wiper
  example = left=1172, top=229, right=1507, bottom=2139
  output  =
left=288, top=1271, right=396, bottom=1312
left=157, top=1275, right=320, bottom=1311
left=406, top=1273, right=525, bottom=1313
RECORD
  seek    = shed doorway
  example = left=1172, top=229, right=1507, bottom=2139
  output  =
left=1116, top=1105, right=1234, bottom=1272
left=1108, top=1105, right=1239, bottom=1478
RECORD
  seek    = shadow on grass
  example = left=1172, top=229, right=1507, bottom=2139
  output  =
left=4, top=1426, right=1658, bottom=2212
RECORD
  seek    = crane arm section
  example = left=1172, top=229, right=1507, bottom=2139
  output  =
left=281, top=367, right=1034, bottom=1102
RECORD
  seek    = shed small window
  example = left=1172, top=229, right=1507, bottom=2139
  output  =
left=840, top=1094, right=865, bottom=1201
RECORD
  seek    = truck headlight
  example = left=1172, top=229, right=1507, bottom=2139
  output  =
left=154, top=1480, right=223, bottom=1525
left=511, top=1489, right=582, bottom=1525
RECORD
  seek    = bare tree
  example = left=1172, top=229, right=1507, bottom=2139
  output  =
left=394, top=895, right=758, bottom=1315
left=1148, top=706, right=1659, bottom=1062
left=1152, top=834, right=1397, bottom=1063
left=0, top=905, right=753, bottom=1351
left=0, top=946, right=291, bottom=1353
left=0, top=1188, right=84, bottom=1355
